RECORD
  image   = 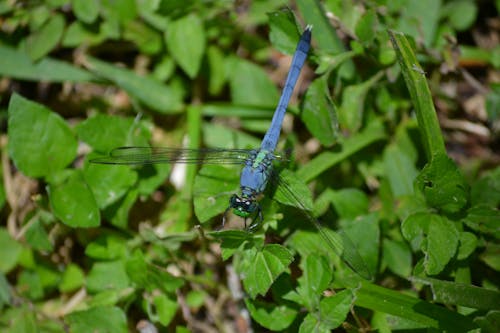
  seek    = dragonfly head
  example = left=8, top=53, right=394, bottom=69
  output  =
left=229, top=194, right=259, bottom=218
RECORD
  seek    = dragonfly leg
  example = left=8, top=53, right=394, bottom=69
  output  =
left=246, top=207, right=263, bottom=232
left=218, top=207, right=231, bottom=231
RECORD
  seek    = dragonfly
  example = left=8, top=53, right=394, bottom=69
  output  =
left=91, top=26, right=371, bottom=279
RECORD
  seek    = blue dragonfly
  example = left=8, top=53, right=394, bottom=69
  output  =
left=92, top=26, right=371, bottom=279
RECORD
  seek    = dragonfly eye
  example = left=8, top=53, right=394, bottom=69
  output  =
left=229, top=194, right=258, bottom=218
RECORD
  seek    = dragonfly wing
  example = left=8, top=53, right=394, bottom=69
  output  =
left=91, top=147, right=253, bottom=165
left=273, top=170, right=373, bottom=280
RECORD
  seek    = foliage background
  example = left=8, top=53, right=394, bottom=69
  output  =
left=0, top=0, right=499, bottom=332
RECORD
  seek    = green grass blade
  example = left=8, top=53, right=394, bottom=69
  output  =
left=388, top=30, right=446, bottom=160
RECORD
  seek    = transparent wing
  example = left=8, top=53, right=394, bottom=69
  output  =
left=90, top=147, right=254, bottom=165
left=273, top=171, right=373, bottom=280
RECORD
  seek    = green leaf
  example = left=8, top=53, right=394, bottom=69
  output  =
left=383, top=239, right=412, bottom=277
left=77, top=114, right=150, bottom=152
left=72, top=0, right=100, bottom=23
left=442, top=0, right=478, bottom=31
left=87, top=260, right=130, bottom=293
left=245, top=298, right=297, bottom=331
left=415, top=153, right=469, bottom=214
left=296, top=255, right=332, bottom=310
left=193, top=164, right=240, bottom=223
left=411, top=276, right=500, bottom=310
left=275, top=169, right=314, bottom=212
left=327, top=188, right=369, bottom=220
left=8, top=94, right=77, bottom=178
left=66, top=306, right=128, bottom=333
left=0, top=45, right=96, bottom=82
left=152, top=293, right=179, bottom=326
left=101, top=0, right=137, bottom=24
left=302, top=77, right=339, bottom=146
left=85, top=56, right=184, bottom=113
left=356, top=282, right=477, bottom=331
left=212, top=230, right=264, bottom=261
left=85, top=235, right=128, bottom=260
left=25, top=13, right=65, bottom=61
left=462, top=205, right=500, bottom=239
left=83, top=162, right=137, bottom=209
left=338, top=71, right=383, bottom=131
left=470, top=167, right=500, bottom=207
left=457, top=232, right=478, bottom=260
left=125, top=251, right=184, bottom=293
left=25, top=220, right=53, bottom=252
left=0, top=228, right=23, bottom=273
left=268, top=9, right=301, bottom=55
left=355, top=9, right=379, bottom=45
left=165, top=13, right=205, bottom=78
left=59, top=264, right=85, bottom=293
left=228, top=57, right=279, bottom=107
left=299, top=290, right=353, bottom=332
left=395, top=0, right=440, bottom=47
left=47, top=170, right=100, bottom=228
left=402, top=213, right=459, bottom=275
left=389, top=31, right=446, bottom=159
left=383, top=144, right=418, bottom=197
left=243, top=244, right=294, bottom=298
left=123, top=20, right=163, bottom=55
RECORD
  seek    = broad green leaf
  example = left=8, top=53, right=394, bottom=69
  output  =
left=123, top=20, right=163, bottom=55
left=402, top=213, right=459, bottom=275
left=62, top=21, right=106, bottom=47
left=0, top=228, right=23, bottom=273
left=212, top=230, right=264, bottom=261
left=83, top=162, right=137, bottom=209
left=457, top=232, right=478, bottom=260
left=228, top=57, right=279, bottom=107
left=193, top=164, right=240, bottom=223
left=296, top=255, right=332, bottom=310
left=104, top=188, right=139, bottom=229
left=25, top=220, right=53, bottom=252
left=356, top=282, right=477, bottom=331
left=475, top=311, right=500, bottom=333
left=441, top=0, right=478, bottom=31
left=203, top=123, right=262, bottom=149
left=268, top=9, right=301, bottom=55
left=18, top=270, right=44, bottom=300
left=389, top=31, right=446, bottom=158
left=77, top=114, right=151, bottom=153
left=87, top=261, right=130, bottom=293
left=462, top=205, right=500, bottom=239
left=275, top=169, right=314, bottom=212
left=72, top=0, right=100, bottom=23
left=66, top=306, right=128, bottom=333
left=355, top=9, right=379, bottom=45
left=165, top=13, right=205, bottom=78
left=8, top=94, right=77, bottom=178
left=411, top=276, right=500, bottom=310
left=480, top=243, right=500, bottom=271
left=47, top=170, right=100, bottom=228
left=395, top=0, right=441, bottom=47
left=383, top=144, right=418, bottom=197
left=383, top=239, right=412, bottom=277
left=25, top=14, right=65, bottom=61
left=101, top=0, right=137, bottom=23
left=85, top=56, right=184, bottom=113
left=327, top=188, right=369, bottom=220
left=125, top=251, right=184, bottom=293
left=470, top=167, right=500, bottom=207
left=338, top=71, right=383, bottom=131
left=245, top=299, right=297, bottom=331
left=59, top=264, right=85, bottom=293
left=152, top=293, right=178, bottom=326
left=415, top=153, right=469, bottom=214
left=243, top=244, right=294, bottom=298
left=302, top=77, right=339, bottom=146
left=300, top=290, right=353, bottom=333
left=85, top=235, right=128, bottom=260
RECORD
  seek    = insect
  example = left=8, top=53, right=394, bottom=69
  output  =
left=92, top=26, right=371, bottom=279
